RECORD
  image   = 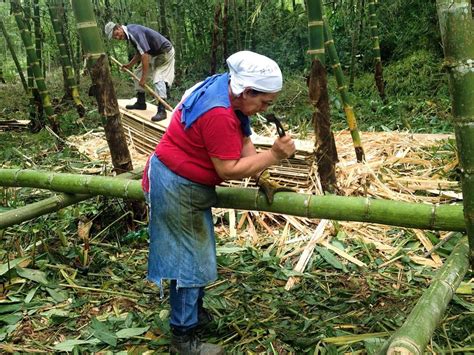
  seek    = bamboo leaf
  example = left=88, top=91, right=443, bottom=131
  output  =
left=53, top=339, right=95, bottom=351
left=16, top=267, right=50, bottom=285
left=116, top=326, right=149, bottom=338
left=45, top=287, right=68, bottom=303
left=315, top=246, right=346, bottom=270
left=0, top=313, right=22, bottom=325
left=24, top=286, right=39, bottom=303
left=0, top=303, right=22, bottom=314
left=0, top=257, right=29, bottom=276
left=90, top=318, right=117, bottom=346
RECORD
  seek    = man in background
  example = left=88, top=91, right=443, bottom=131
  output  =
left=105, top=22, right=174, bottom=122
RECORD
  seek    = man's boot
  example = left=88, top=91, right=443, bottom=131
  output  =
left=125, top=92, right=146, bottom=110
left=170, top=329, right=223, bottom=355
left=151, top=102, right=167, bottom=122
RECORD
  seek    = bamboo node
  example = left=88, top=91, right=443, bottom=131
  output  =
left=76, top=21, right=97, bottom=29
left=307, top=49, right=324, bottom=55
left=307, top=20, right=323, bottom=27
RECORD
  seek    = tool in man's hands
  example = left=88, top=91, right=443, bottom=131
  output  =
left=110, top=56, right=173, bottom=112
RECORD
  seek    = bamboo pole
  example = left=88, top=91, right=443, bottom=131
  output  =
left=11, top=0, right=61, bottom=135
left=0, top=169, right=465, bottom=232
left=368, top=0, right=386, bottom=102
left=0, top=168, right=143, bottom=229
left=109, top=56, right=173, bottom=112
left=70, top=0, right=134, bottom=175
left=0, top=19, right=28, bottom=91
left=379, top=238, right=470, bottom=354
left=323, top=19, right=365, bottom=163
left=47, top=0, right=85, bottom=116
left=436, top=0, right=474, bottom=267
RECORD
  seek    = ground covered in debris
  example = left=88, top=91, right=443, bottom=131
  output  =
left=1, top=123, right=473, bottom=353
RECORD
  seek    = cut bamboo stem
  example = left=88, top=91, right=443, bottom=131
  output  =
left=0, top=169, right=466, bottom=232
left=0, top=168, right=143, bottom=229
left=285, top=219, right=329, bottom=290
left=379, top=238, right=470, bottom=354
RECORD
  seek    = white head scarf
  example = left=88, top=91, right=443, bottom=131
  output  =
left=227, top=51, right=283, bottom=95
left=104, top=22, right=116, bottom=39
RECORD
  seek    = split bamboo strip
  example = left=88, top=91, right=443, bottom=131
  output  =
left=0, top=169, right=465, bottom=232
left=413, top=229, right=442, bottom=266
left=379, top=238, right=470, bottom=354
left=285, top=219, right=329, bottom=290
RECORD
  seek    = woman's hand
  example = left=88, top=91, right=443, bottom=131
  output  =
left=270, top=135, right=296, bottom=161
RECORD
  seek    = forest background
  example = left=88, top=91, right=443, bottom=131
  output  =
left=0, top=0, right=472, bottom=354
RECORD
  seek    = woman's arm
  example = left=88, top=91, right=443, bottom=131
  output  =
left=211, top=135, right=295, bottom=180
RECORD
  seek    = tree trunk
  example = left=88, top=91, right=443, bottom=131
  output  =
left=306, top=0, right=339, bottom=193
left=0, top=169, right=466, bottom=232
left=436, top=0, right=474, bottom=267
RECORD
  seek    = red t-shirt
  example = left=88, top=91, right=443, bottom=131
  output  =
left=155, top=106, right=244, bottom=186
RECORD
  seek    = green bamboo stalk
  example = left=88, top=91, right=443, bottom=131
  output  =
left=11, top=0, right=61, bottom=135
left=0, top=193, right=90, bottom=229
left=368, top=0, right=386, bottom=102
left=0, top=19, right=28, bottom=91
left=32, top=0, right=43, bottom=77
left=0, top=168, right=143, bottom=229
left=47, top=0, right=85, bottom=116
left=70, top=0, right=133, bottom=174
left=323, top=18, right=365, bottom=162
left=0, top=18, right=41, bottom=130
left=0, top=169, right=465, bottom=232
left=379, top=238, right=470, bottom=354
left=437, top=0, right=474, bottom=267
left=306, top=0, right=325, bottom=63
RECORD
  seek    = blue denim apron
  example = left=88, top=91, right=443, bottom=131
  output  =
left=146, top=154, right=218, bottom=290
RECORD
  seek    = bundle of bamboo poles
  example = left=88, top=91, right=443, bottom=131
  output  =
left=0, top=120, right=31, bottom=131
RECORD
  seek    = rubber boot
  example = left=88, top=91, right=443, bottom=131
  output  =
left=126, top=92, right=146, bottom=110
left=151, top=102, right=167, bottom=122
left=170, top=329, right=223, bottom=355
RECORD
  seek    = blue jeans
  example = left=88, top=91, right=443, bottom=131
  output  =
left=170, top=280, right=204, bottom=332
